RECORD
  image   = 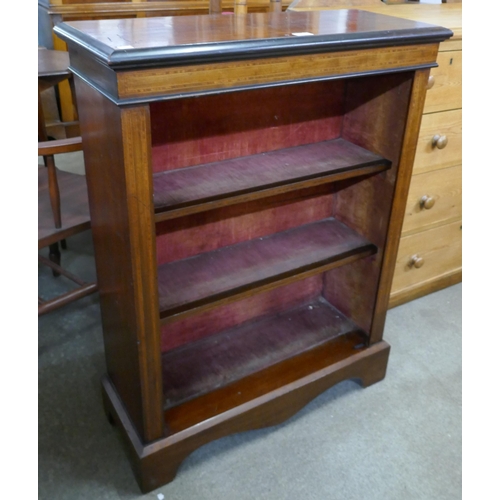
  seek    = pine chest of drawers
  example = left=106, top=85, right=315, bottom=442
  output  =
left=389, top=10, right=461, bottom=306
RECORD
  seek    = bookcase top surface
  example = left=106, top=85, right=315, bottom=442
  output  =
left=54, top=10, right=452, bottom=70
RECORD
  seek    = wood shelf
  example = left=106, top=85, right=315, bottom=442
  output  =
left=162, top=298, right=365, bottom=409
left=153, top=138, right=391, bottom=220
left=157, top=218, right=377, bottom=321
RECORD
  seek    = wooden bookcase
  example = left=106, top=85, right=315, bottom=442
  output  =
left=55, top=11, right=451, bottom=492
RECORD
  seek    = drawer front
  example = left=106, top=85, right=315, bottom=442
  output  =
left=424, top=50, right=462, bottom=113
left=402, top=165, right=462, bottom=235
left=440, top=39, right=462, bottom=52
left=392, top=220, right=462, bottom=293
left=413, top=108, right=461, bottom=175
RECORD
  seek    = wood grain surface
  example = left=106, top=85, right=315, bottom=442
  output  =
left=153, top=138, right=390, bottom=215
left=157, top=218, right=376, bottom=320
left=75, top=79, right=164, bottom=442
left=160, top=277, right=322, bottom=352
left=118, top=44, right=438, bottom=99
left=60, top=9, right=449, bottom=492
left=162, top=298, right=360, bottom=408
left=150, top=81, right=345, bottom=172
left=412, top=109, right=462, bottom=174
left=401, top=164, right=462, bottom=235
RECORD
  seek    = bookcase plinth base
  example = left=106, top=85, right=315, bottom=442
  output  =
left=102, top=340, right=390, bottom=493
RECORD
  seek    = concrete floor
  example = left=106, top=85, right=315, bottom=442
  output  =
left=39, top=153, right=461, bottom=500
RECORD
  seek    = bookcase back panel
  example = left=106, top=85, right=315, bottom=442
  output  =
left=160, top=275, right=323, bottom=352
left=156, top=186, right=333, bottom=265
left=150, top=80, right=345, bottom=173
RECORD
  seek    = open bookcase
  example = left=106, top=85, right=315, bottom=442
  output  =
left=55, top=10, right=451, bottom=492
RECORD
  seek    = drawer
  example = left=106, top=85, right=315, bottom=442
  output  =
left=413, top=108, right=461, bottom=175
left=391, top=220, right=462, bottom=293
left=440, top=39, right=462, bottom=52
left=401, top=165, right=462, bottom=235
left=424, top=50, right=462, bottom=113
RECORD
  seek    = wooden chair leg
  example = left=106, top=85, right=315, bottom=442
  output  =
left=270, top=0, right=282, bottom=12
left=234, top=0, right=247, bottom=14
left=209, top=0, right=222, bottom=13
left=45, top=154, right=62, bottom=228
left=38, top=86, right=49, bottom=142
left=49, top=243, right=61, bottom=277
left=39, top=84, right=62, bottom=229
left=67, top=76, right=81, bottom=138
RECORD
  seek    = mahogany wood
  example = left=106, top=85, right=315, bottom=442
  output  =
left=369, top=69, right=431, bottom=342
left=157, top=218, right=376, bottom=320
left=55, top=11, right=448, bottom=104
left=38, top=283, right=98, bottom=315
left=57, top=11, right=445, bottom=56
left=74, top=80, right=164, bottom=442
left=38, top=48, right=80, bottom=137
left=150, top=81, right=345, bottom=173
left=162, top=330, right=370, bottom=434
left=152, top=138, right=390, bottom=217
left=102, top=338, right=390, bottom=491
left=324, top=72, right=414, bottom=335
left=38, top=137, right=82, bottom=156
left=155, top=187, right=333, bottom=265
left=115, top=43, right=438, bottom=101
left=162, top=298, right=361, bottom=408
left=38, top=48, right=71, bottom=80
left=160, top=276, right=322, bottom=351
left=55, top=11, right=451, bottom=492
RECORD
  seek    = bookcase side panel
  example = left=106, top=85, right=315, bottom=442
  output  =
left=370, top=68, right=432, bottom=342
left=75, top=77, right=164, bottom=441
left=324, top=72, right=414, bottom=334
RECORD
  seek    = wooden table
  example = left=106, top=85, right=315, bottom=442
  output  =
left=38, top=48, right=79, bottom=138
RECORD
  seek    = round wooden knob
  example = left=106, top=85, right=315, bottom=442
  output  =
left=410, top=255, right=424, bottom=269
left=432, top=134, right=448, bottom=149
left=420, top=195, right=436, bottom=210
left=427, top=75, right=435, bottom=90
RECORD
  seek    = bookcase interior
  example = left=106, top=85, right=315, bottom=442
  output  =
left=150, top=72, right=414, bottom=431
